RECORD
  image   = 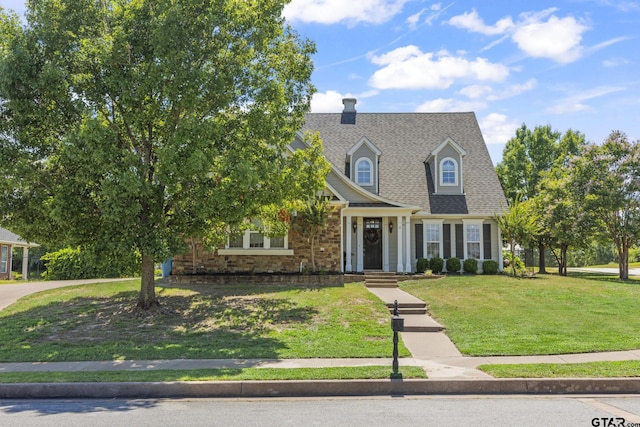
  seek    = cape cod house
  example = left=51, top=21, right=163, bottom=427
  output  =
left=171, top=99, right=507, bottom=278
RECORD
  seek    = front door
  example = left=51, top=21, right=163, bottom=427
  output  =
left=363, top=218, right=382, bottom=270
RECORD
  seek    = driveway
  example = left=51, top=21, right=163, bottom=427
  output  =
left=0, top=278, right=134, bottom=311
left=568, top=267, right=640, bottom=276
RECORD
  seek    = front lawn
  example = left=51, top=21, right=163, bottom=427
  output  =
left=0, top=280, right=409, bottom=362
left=479, top=361, right=640, bottom=378
left=401, top=274, right=640, bottom=356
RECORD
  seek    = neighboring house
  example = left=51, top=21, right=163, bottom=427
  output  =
left=172, top=98, right=507, bottom=277
left=0, top=228, right=38, bottom=280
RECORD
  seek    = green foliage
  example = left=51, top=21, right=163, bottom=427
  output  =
left=0, top=0, right=322, bottom=307
left=482, top=260, right=499, bottom=275
left=429, top=257, right=444, bottom=274
left=495, top=196, right=541, bottom=276
left=445, top=257, right=461, bottom=273
left=41, top=247, right=139, bottom=280
left=416, top=258, right=429, bottom=273
left=503, top=252, right=525, bottom=275
left=463, top=258, right=478, bottom=274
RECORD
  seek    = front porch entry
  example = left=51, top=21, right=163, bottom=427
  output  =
left=363, top=218, right=382, bottom=270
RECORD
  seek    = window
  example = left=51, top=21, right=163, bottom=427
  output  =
left=0, top=246, right=7, bottom=274
left=221, top=219, right=291, bottom=255
left=440, top=158, right=458, bottom=186
left=426, top=224, right=440, bottom=258
left=466, top=224, right=481, bottom=259
left=355, top=158, right=373, bottom=185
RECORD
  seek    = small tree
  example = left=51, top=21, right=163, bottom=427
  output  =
left=495, top=197, right=541, bottom=276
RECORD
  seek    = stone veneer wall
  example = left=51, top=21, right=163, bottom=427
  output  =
left=172, top=207, right=343, bottom=275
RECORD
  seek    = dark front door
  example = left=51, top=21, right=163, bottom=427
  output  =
left=363, top=218, right=382, bottom=270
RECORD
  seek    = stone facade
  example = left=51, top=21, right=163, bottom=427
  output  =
left=172, top=207, right=343, bottom=275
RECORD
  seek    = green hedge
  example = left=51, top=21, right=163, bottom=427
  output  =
left=463, top=258, right=478, bottom=274
left=42, top=247, right=140, bottom=280
left=430, top=257, right=444, bottom=274
left=482, top=260, right=499, bottom=275
left=416, top=258, right=430, bottom=273
left=445, top=257, right=461, bottom=273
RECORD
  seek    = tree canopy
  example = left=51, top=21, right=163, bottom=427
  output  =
left=0, top=0, right=327, bottom=308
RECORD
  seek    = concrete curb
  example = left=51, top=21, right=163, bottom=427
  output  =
left=2, top=378, right=640, bottom=399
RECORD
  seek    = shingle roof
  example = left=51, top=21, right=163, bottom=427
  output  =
left=301, top=112, right=507, bottom=216
left=0, top=227, right=37, bottom=247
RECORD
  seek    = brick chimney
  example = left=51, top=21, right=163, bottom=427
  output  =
left=341, top=98, right=357, bottom=124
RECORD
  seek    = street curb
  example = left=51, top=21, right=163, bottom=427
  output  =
left=2, top=378, right=640, bottom=398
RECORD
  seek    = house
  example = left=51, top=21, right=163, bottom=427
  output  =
left=0, top=228, right=38, bottom=280
left=171, top=99, right=507, bottom=278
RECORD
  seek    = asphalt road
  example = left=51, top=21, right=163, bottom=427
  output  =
left=2, top=396, right=640, bottom=427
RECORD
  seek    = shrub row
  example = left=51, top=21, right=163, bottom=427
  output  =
left=415, top=257, right=499, bottom=275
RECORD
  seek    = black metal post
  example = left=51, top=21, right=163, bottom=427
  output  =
left=390, top=299, right=403, bottom=380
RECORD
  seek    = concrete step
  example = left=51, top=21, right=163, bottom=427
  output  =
left=391, top=307, right=428, bottom=315
left=399, top=314, right=444, bottom=332
left=365, top=283, right=399, bottom=288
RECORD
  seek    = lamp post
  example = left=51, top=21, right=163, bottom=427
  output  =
left=390, top=299, right=404, bottom=379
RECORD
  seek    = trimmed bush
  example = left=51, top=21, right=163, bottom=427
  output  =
left=42, top=247, right=140, bottom=280
left=429, top=257, right=444, bottom=274
left=463, top=258, right=478, bottom=274
left=445, top=257, right=461, bottom=273
left=482, top=260, right=499, bottom=275
left=416, top=258, right=430, bottom=273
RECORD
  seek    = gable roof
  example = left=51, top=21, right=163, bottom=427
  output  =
left=0, top=228, right=38, bottom=247
left=301, top=112, right=507, bottom=216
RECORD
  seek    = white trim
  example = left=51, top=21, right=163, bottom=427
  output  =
left=347, top=137, right=382, bottom=157
left=0, top=245, right=8, bottom=274
left=354, top=157, right=374, bottom=186
left=404, top=216, right=411, bottom=272
left=346, top=215, right=353, bottom=272
left=356, top=217, right=364, bottom=272
left=422, top=219, right=444, bottom=259
left=218, top=249, right=294, bottom=256
left=428, top=137, right=467, bottom=160
left=462, top=219, right=484, bottom=260
left=440, top=157, right=458, bottom=186
left=382, top=217, right=390, bottom=272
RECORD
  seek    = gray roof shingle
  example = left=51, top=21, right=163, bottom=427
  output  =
left=302, top=112, right=507, bottom=216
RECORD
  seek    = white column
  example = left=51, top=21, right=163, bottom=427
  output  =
left=345, top=215, right=353, bottom=272
left=404, top=216, right=411, bottom=272
left=382, top=217, right=389, bottom=272
left=422, top=219, right=428, bottom=260
left=21, top=247, right=29, bottom=280
left=498, top=225, right=504, bottom=272
left=396, top=215, right=403, bottom=273
left=356, top=217, right=364, bottom=272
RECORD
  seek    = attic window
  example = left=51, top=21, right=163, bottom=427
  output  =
left=355, top=158, right=373, bottom=185
left=440, top=158, right=458, bottom=186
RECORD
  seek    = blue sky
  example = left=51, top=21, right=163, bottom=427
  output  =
left=2, top=1, right=639, bottom=163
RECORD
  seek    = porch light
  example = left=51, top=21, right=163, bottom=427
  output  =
left=389, top=221, right=393, bottom=233
left=352, top=221, right=357, bottom=233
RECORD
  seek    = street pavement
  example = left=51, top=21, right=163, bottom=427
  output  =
left=2, top=277, right=640, bottom=397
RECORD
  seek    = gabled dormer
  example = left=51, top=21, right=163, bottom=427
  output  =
left=347, top=137, right=381, bottom=194
left=426, top=137, right=466, bottom=195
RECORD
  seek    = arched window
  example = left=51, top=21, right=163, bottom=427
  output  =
left=355, top=158, right=373, bottom=185
left=440, top=158, right=458, bottom=186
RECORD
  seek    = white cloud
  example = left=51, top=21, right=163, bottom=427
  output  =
left=547, top=86, right=625, bottom=114
left=479, top=113, right=520, bottom=145
left=602, top=57, right=631, bottom=67
left=311, top=91, right=353, bottom=113
left=458, top=85, right=493, bottom=99
left=512, top=15, right=588, bottom=63
left=310, top=90, right=378, bottom=112
left=415, top=98, right=487, bottom=112
left=447, top=8, right=589, bottom=64
left=369, top=46, right=509, bottom=90
left=447, top=9, right=514, bottom=35
left=406, top=8, right=426, bottom=29
left=283, top=0, right=411, bottom=25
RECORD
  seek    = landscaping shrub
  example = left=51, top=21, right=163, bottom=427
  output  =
left=503, top=252, right=526, bottom=275
left=463, top=258, right=478, bottom=274
left=42, top=247, right=140, bottom=280
left=445, top=257, right=461, bottom=273
left=482, top=260, right=499, bottom=275
left=429, top=257, right=444, bottom=274
left=416, top=258, right=429, bottom=273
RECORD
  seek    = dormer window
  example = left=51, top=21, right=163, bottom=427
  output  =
left=355, top=158, right=373, bottom=185
left=440, top=158, right=458, bottom=186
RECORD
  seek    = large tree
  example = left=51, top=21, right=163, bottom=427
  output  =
left=0, top=0, right=327, bottom=309
left=496, top=125, right=584, bottom=272
left=570, top=131, right=640, bottom=280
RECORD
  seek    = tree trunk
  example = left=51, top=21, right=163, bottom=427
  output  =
left=620, top=245, right=629, bottom=280
left=538, top=241, right=547, bottom=274
left=560, top=245, right=568, bottom=276
left=310, top=234, right=316, bottom=272
left=137, top=253, right=159, bottom=310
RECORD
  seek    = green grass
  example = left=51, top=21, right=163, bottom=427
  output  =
left=480, top=361, right=640, bottom=378
left=0, top=280, right=410, bottom=362
left=580, top=262, right=640, bottom=269
left=400, top=273, right=640, bottom=356
left=0, top=366, right=427, bottom=383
